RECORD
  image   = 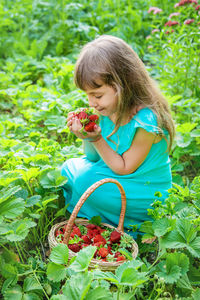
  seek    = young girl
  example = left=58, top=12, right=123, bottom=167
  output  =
left=61, top=35, right=175, bottom=236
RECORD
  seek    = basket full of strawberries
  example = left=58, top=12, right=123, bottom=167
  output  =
left=48, top=178, right=138, bottom=271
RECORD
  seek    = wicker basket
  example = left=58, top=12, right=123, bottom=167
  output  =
left=48, top=178, right=138, bottom=271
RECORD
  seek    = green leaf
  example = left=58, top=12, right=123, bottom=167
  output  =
left=176, top=133, right=192, bottom=148
left=0, top=186, right=22, bottom=204
left=119, top=268, right=147, bottom=287
left=89, top=216, right=102, bottom=226
left=186, top=237, right=200, bottom=258
left=2, top=277, right=18, bottom=294
left=3, top=284, right=23, bottom=300
left=26, top=195, right=41, bottom=207
left=21, top=293, right=41, bottom=300
left=177, top=274, right=193, bottom=291
left=23, top=277, right=42, bottom=292
left=0, top=197, right=25, bottom=219
left=192, top=288, right=200, bottom=300
left=176, top=123, right=197, bottom=134
left=160, top=230, right=186, bottom=249
left=166, top=252, right=189, bottom=275
left=49, top=244, right=69, bottom=265
left=47, top=262, right=67, bottom=282
left=50, top=296, right=66, bottom=300
left=176, top=219, right=197, bottom=244
left=0, top=219, right=36, bottom=242
left=69, top=246, right=96, bottom=272
left=62, top=273, right=93, bottom=300
left=92, top=269, right=118, bottom=284
left=1, top=263, right=17, bottom=279
left=85, top=286, right=113, bottom=300
left=139, top=221, right=154, bottom=235
left=152, top=218, right=171, bottom=237
left=40, top=169, right=68, bottom=188
left=157, top=261, right=181, bottom=284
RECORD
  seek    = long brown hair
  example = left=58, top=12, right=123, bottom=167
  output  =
left=74, top=35, right=175, bottom=150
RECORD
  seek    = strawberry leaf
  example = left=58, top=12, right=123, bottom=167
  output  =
left=152, top=218, right=172, bottom=237
left=47, top=262, right=67, bottom=282
left=62, top=273, right=93, bottom=300
left=157, top=261, right=181, bottom=284
left=89, top=216, right=102, bottom=226
left=69, top=245, right=96, bottom=272
left=49, top=243, right=69, bottom=265
left=85, top=286, right=113, bottom=300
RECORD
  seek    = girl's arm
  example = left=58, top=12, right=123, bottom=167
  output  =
left=67, top=114, right=155, bottom=175
left=91, top=128, right=155, bottom=175
left=83, top=140, right=100, bottom=162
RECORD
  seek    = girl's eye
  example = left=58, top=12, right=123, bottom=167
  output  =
left=95, top=95, right=102, bottom=99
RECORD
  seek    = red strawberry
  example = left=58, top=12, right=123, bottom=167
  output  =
left=70, top=227, right=81, bottom=238
left=98, top=247, right=109, bottom=258
left=77, top=111, right=88, bottom=120
left=93, top=241, right=105, bottom=248
left=68, top=243, right=80, bottom=253
left=116, top=255, right=126, bottom=262
left=101, top=258, right=107, bottom=262
left=107, top=245, right=113, bottom=255
left=86, top=224, right=97, bottom=230
left=82, top=235, right=91, bottom=244
left=110, top=230, right=121, bottom=243
left=93, top=235, right=106, bottom=245
left=114, top=251, right=121, bottom=258
left=88, top=114, right=99, bottom=122
left=92, top=229, right=101, bottom=236
left=87, top=229, right=95, bottom=239
left=84, top=122, right=96, bottom=132
left=55, top=230, right=63, bottom=237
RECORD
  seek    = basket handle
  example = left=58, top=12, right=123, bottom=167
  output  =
left=62, top=178, right=126, bottom=245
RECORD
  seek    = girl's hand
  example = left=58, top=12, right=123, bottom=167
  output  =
left=67, top=111, right=75, bottom=131
left=67, top=113, right=102, bottom=142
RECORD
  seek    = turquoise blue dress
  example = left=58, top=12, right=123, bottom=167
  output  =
left=61, top=108, right=172, bottom=236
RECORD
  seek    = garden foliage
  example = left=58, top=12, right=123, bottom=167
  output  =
left=0, top=0, right=200, bottom=299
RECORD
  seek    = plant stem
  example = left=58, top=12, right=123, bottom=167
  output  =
left=33, top=270, right=50, bottom=300
left=15, top=242, right=24, bottom=264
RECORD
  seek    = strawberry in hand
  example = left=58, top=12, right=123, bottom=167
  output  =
left=68, top=108, right=100, bottom=136
left=84, top=122, right=97, bottom=132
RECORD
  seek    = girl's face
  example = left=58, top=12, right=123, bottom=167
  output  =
left=85, top=84, right=118, bottom=121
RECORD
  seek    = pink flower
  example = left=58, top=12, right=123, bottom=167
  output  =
left=195, top=5, right=200, bottom=9
left=184, top=18, right=195, bottom=24
left=169, top=12, right=180, bottom=18
left=151, top=29, right=160, bottom=34
left=176, top=0, right=198, bottom=6
left=148, top=7, right=162, bottom=14
left=146, top=35, right=151, bottom=40
left=165, top=20, right=179, bottom=26
left=165, top=29, right=175, bottom=34
left=153, top=8, right=162, bottom=14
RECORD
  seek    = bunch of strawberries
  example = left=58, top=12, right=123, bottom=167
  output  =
left=72, top=108, right=100, bottom=133
left=55, top=222, right=133, bottom=262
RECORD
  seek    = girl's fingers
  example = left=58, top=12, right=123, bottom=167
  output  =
left=71, top=118, right=82, bottom=132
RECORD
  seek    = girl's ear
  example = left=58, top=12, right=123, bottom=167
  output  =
left=111, top=82, right=121, bottom=95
